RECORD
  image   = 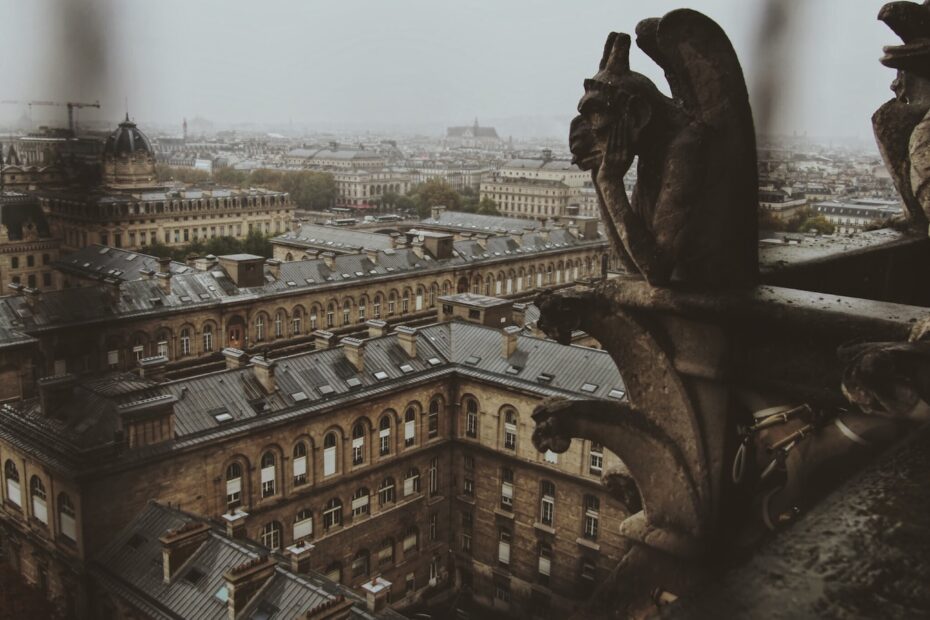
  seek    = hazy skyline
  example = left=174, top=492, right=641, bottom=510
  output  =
left=0, top=0, right=904, bottom=140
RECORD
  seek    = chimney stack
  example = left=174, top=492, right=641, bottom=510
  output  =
left=137, top=355, right=169, bottom=382
left=366, top=319, right=388, bottom=339
left=36, top=374, right=77, bottom=418
left=23, top=286, right=41, bottom=310
left=321, top=252, right=336, bottom=268
left=395, top=326, right=417, bottom=358
left=502, top=325, right=521, bottom=359
left=160, top=521, right=211, bottom=584
left=286, top=540, right=315, bottom=574
left=265, top=258, right=281, bottom=279
left=512, top=303, right=527, bottom=327
left=302, top=596, right=354, bottom=620
left=156, top=272, right=172, bottom=295
left=103, top=277, right=121, bottom=305
left=341, top=337, right=365, bottom=372
left=430, top=205, right=446, bottom=220
left=313, top=330, right=335, bottom=350
left=361, top=577, right=392, bottom=614
left=411, top=240, right=425, bottom=259
left=364, top=248, right=380, bottom=263
left=224, top=556, right=277, bottom=620
left=157, top=256, right=172, bottom=274
left=221, top=509, right=249, bottom=539
left=252, top=356, right=277, bottom=393
left=223, top=348, right=249, bottom=370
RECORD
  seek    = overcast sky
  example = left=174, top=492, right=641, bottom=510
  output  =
left=0, top=0, right=903, bottom=140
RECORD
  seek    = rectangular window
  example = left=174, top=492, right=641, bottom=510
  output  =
left=584, top=496, right=600, bottom=540
left=379, top=426, right=390, bottom=455
left=429, top=512, right=437, bottom=541
left=404, top=419, right=415, bottom=447
left=261, top=465, right=275, bottom=497
left=504, top=422, right=516, bottom=450
left=107, top=350, right=119, bottom=367
left=404, top=472, right=419, bottom=496
left=323, top=446, right=336, bottom=476
left=498, top=530, right=511, bottom=565
left=428, top=458, right=439, bottom=496
left=501, top=479, right=513, bottom=511
left=466, top=411, right=477, bottom=438
left=590, top=443, right=604, bottom=475
left=293, top=515, right=313, bottom=540
left=6, top=478, right=20, bottom=507
left=60, top=510, right=76, bottom=541
left=403, top=529, right=418, bottom=553
left=352, top=492, right=370, bottom=516
left=463, top=477, right=474, bottom=496
left=226, top=477, right=241, bottom=509
left=352, top=437, right=364, bottom=465
left=293, top=455, right=307, bottom=485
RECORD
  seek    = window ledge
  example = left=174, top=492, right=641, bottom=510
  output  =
left=575, top=537, right=600, bottom=551
left=533, top=522, right=556, bottom=535
left=494, top=509, right=515, bottom=520
left=456, top=494, right=475, bottom=505
left=427, top=494, right=444, bottom=506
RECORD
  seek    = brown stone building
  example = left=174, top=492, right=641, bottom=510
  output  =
left=0, top=221, right=606, bottom=399
left=0, top=319, right=631, bottom=619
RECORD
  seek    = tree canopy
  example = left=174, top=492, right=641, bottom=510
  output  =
left=141, top=229, right=274, bottom=261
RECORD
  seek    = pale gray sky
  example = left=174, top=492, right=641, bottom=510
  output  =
left=0, top=0, right=903, bottom=139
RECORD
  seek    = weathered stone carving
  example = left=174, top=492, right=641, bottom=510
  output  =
left=568, top=9, right=758, bottom=288
left=873, top=0, right=930, bottom=231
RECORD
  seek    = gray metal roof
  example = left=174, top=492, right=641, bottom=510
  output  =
left=274, top=224, right=394, bottom=252
left=91, top=502, right=393, bottom=620
left=418, top=210, right=547, bottom=233
left=54, top=245, right=191, bottom=283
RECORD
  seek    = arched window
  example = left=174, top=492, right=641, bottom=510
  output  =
left=342, top=300, right=352, bottom=326
left=351, top=487, right=370, bottom=516
left=403, top=468, right=420, bottom=496
left=378, top=477, right=395, bottom=505
left=293, top=508, right=313, bottom=540
left=401, top=291, right=410, bottom=314
left=310, top=306, right=319, bottom=330
left=495, top=273, right=503, bottom=296
left=484, top=275, right=492, bottom=296
left=226, top=462, right=243, bottom=509
left=373, top=294, right=382, bottom=319
left=180, top=328, right=191, bottom=356
left=352, top=549, right=370, bottom=578
left=378, top=415, right=392, bottom=456
left=202, top=324, right=214, bottom=352
left=58, top=493, right=76, bottom=541
left=464, top=398, right=478, bottom=438
left=275, top=311, right=284, bottom=338
left=388, top=292, right=397, bottom=316
left=351, top=422, right=366, bottom=466
left=30, top=476, right=47, bottom=524
left=4, top=460, right=20, bottom=507
left=292, top=307, right=303, bottom=334
left=540, top=480, right=555, bottom=525
left=323, top=432, right=338, bottom=477
left=323, top=497, right=342, bottom=530
left=442, top=281, right=450, bottom=296
left=260, top=521, right=282, bottom=551
left=326, top=303, right=335, bottom=328
left=503, top=409, right=517, bottom=450
left=357, top=296, right=367, bottom=322
left=428, top=398, right=441, bottom=439
left=429, top=284, right=438, bottom=307
left=255, top=315, right=265, bottom=341
left=260, top=452, right=276, bottom=498
left=293, top=442, right=308, bottom=486
left=404, top=406, right=416, bottom=447
left=415, top=286, right=425, bottom=311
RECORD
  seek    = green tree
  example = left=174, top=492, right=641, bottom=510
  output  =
left=408, top=179, right=461, bottom=218
left=797, top=214, right=836, bottom=235
left=476, top=196, right=500, bottom=215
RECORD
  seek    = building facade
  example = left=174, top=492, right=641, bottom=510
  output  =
left=479, top=176, right=573, bottom=219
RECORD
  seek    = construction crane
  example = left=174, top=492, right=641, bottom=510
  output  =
left=0, top=100, right=62, bottom=123
left=67, top=100, right=100, bottom=134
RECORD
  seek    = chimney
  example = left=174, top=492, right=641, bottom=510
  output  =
left=395, top=326, right=417, bottom=358
left=475, top=234, right=489, bottom=249
left=224, top=556, right=277, bottom=620
left=159, top=521, right=211, bottom=584
left=341, top=337, right=364, bottom=372
left=223, top=348, right=249, bottom=370
left=157, top=256, right=172, bottom=274
left=221, top=509, right=249, bottom=539
left=411, top=240, right=425, bottom=259
left=137, top=355, right=169, bottom=382
left=252, top=356, right=277, bottom=393
left=265, top=258, right=281, bottom=279
left=313, top=330, right=335, bottom=350
left=103, top=277, right=121, bottom=305
left=36, top=374, right=77, bottom=418
left=502, top=325, right=521, bottom=358
left=286, top=540, right=315, bottom=574
left=139, top=268, right=155, bottom=280
left=366, top=319, right=388, bottom=339
left=156, top=272, right=171, bottom=294
left=23, top=287, right=41, bottom=310
left=321, top=252, right=336, bottom=268
left=364, top=248, right=380, bottom=263
left=361, top=577, right=392, bottom=614
left=302, top=596, right=354, bottom=620
left=430, top=205, right=445, bottom=221
left=512, top=303, right=527, bottom=327
left=389, top=233, right=405, bottom=249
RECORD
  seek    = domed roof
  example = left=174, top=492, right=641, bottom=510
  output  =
left=104, top=114, right=153, bottom=157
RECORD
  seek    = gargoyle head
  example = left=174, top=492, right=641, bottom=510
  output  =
left=569, top=32, right=663, bottom=172
left=531, top=397, right=574, bottom=454
left=535, top=289, right=583, bottom=345
left=839, top=341, right=929, bottom=420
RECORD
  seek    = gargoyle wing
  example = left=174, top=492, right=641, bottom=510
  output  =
left=636, top=9, right=752, bottom=130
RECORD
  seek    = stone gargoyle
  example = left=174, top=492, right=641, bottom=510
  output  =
left=872, top=0, right=930, bottom=230
left=569, top=8, right=758, bottom=289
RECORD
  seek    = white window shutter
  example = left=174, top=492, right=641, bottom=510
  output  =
left=351, top=494, right=369, bottom=510
left=379, top=428, right=390, bottom=438
left=33, top=497, right=47, bottom=524
left=61, top=512, right=76, bottom=541
left=107, top=350, right=119, bottom=365
left=416, top=295, right=423, bottom=310
left=293, top=517, right=313, bottom=540
left=7, top=480, right=20, bottom=507
left=261, top=466, right=275, bottom=484
left=498, top=541, right=510, bottom=564
left=323, top=447, right=336, bottom=476
left=293, top=456, right=307, bottom=478
left=404, top=477, right=414, bottom=496
left=501, top=482, right=513, bottom=500
left=539, top=555, right=551, bottom=576
left=352, top=437, right=364, bottom=449
left=227, top=478, right=241, bottom=495
left=404, top=420, right=415, bottom=441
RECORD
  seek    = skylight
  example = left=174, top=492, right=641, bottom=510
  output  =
left=581, top=383, right=598, bottom=393
left=215, top=585, right=229, bottom=603
left=213, top=411, right=233, bottom=423
left=464, top=356, right=481, bottom=366
left=427, top=357, right=442, bottom=366
left=373, top=370, right=389, bottom=381
left=346, top=377, right=362, bottom=388
left=537, top=372, right=554, bottom=384
left=291, top=391, right=308, bottom=402
left=608, top=388, right=627, bottom=400
left=318, top=385, right=335, bottom=396
left=399, top=364, right=414, bottom=374
left=506, top=365, right=522, bottom=375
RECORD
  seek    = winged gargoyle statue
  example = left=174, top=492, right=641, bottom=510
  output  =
left=569, top=9, right=758, bottom=288
left=872, top=0, right=930, bottom=230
